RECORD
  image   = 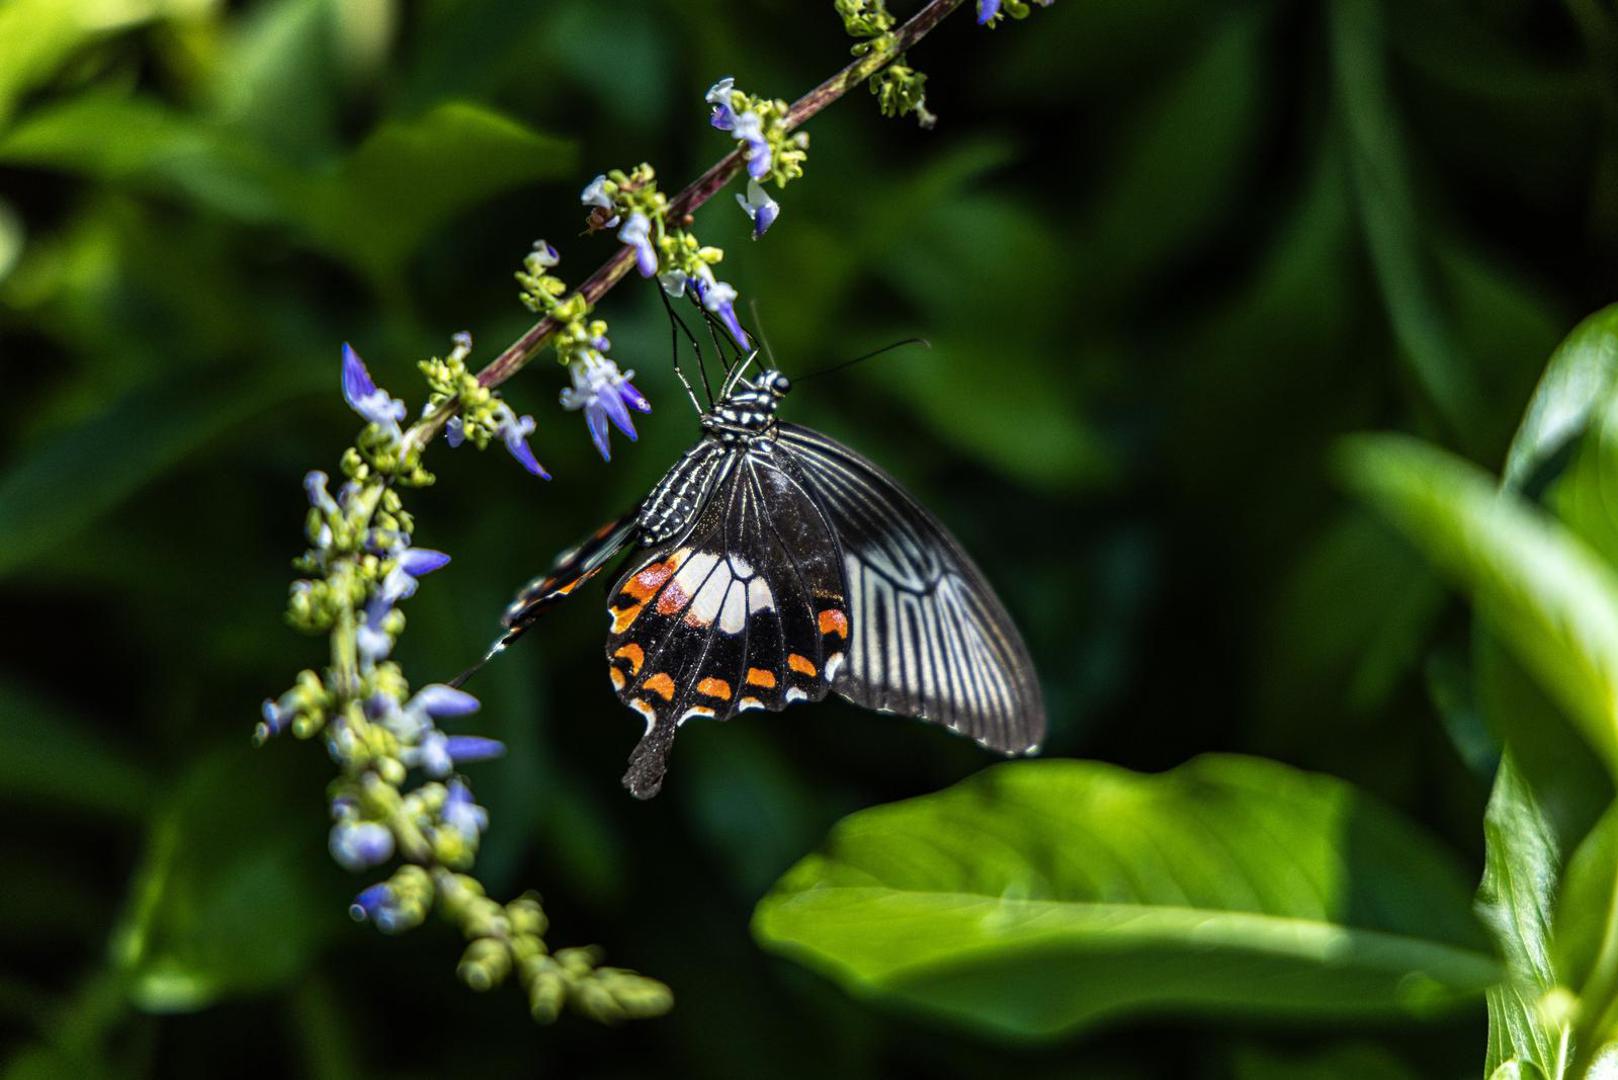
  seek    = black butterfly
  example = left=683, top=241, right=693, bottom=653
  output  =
left=492, top=317, right=1045, bottom=799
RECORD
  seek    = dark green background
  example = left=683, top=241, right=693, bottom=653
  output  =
left=1, top=0, right=1611, bottom=1075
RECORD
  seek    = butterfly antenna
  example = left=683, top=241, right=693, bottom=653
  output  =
left=657, top=287, right=710, bottom=414
left=749, top=297, right=778, bottom=369
left=795, top=337, right=932, bottom=382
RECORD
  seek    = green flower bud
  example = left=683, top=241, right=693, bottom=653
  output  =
left=458, top=937, right=512, bottom=991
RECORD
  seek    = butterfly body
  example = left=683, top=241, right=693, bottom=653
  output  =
left=501, top=368, right=1044, bottom=798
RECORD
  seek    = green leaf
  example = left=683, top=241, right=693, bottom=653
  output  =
left=1550, top=374, right=1618, bottom=571
left=0, top=678, right=153, bottom=820
left=1478, top=754, right=1572, bottom=1079
left=110, top=748, right=331, bottom=1012
left=1339, top=434, right=1618, bottom=779
left=301, top=101, right=576, bottom=281
left=211, top=0, right=341, bottom=161
left=0, top=0, right=183, bottom=127
left=1329, top=0, right=1489, bottom=453
left=1505, top=305, right=1618, bottom=492
left=1551, top=799, right=1618, bottom=1073
left=0, top=363, right=327, bottom=580
left=753, top=755, right=1497, bottom=1040
left=0, top=94, right=302, bottom=225
left=1072, top=3, right=1269, bottom=303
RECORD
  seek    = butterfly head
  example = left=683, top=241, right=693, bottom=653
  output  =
left=759, top=369, right=791, bottom=398
left=704, top=368, right=791, bottom=442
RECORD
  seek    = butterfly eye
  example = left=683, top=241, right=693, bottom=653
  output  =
left=770, top=373, right=791, bottom=396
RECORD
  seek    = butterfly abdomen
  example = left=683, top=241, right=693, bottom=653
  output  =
left=637, top=442, right=732, bottom=543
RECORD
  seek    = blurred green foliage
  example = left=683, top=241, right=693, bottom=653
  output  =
left=7, top=0, right=1618, bottom=1076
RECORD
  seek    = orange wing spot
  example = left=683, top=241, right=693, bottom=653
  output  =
left=623, top=559, right=676, bottom=602
left=613, top=642, right=645, bottom=675
left=610, top=603, right=644, bottom=633
left=609, top=667, right=626, bottom=690
left=746, top=667, right=777, bottom=688
left=655, top=581, right=691, bottom=616
left=697, top=677, right=732, bottom=701
left=818, top=609, right=849, bottom=639
left=643, top=673, right=676, bottom=701
left=788, top=654, right=818, bottom=677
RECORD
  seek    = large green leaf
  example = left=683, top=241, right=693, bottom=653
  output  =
left=1478, top=754, right=1572, bottom=1080
left=753, top=755, right=1496, bottom=1040
left=1340, top=434, right=1618, bottom=779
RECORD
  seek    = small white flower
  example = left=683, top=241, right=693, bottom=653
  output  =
left=705, top=76, right=735, bottom=105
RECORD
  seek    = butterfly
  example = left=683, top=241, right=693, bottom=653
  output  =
left=490, top=316, right=1045, bottom=799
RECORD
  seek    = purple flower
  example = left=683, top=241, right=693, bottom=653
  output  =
left=410, top=684, right=481, bottom=718
left=618, top=212, right=659, bottom=278
left=731, top=111, right=771, bottom=180
left=442, top=780, right=489, bottom=841
left=690, top=275, right=750, bottom=349
left=397, top=548, right=450, bottom=577
left=736, top=179, right=780, bottom=239
left=259, top=695, right=294, bottom=738
left=444, top=736, right=505, bottom=764
left=706, top=76, right=737, bottom=131
left=349, top=882, right=392, bottom=922
left=580, top=175, right=619, bottom=227
left=341, top=344, right=405, bottom=432
left=408, top=730, right=504, bottom=778
left=494, top=405, right=548, bottom=477
left=977, top=0, right=1000, bottom=22
left=329, top=820, right=394, bottom=871
left=560, top=357, right=651, bottom=461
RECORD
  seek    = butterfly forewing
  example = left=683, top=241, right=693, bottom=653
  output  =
left=499, top=512, right=640, bottom=643
left=777, top=422, right=1046, bottom=754
left=604, top=444, right=848, bottom=797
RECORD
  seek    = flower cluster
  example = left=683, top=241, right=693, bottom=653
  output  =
left=575, top=164, right=754, bottom=351
left=834, top=0, right=934, bottom=126
left=705, top=78, right=808, bottom=189
left=262, top=344, right=671, bottom=1023
left=418, top=335, right=548, bottom=476
left=515, top=238, right=651, bottom=461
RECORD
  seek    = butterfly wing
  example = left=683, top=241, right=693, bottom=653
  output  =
left=499, top=512, right=641, bottom=646
left=777, top=422, right=1046, bottom=754
left=603, top=447, right=849, bottom=798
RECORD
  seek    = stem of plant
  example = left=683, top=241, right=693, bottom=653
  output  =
left=399, top=0, right=968, bottom=458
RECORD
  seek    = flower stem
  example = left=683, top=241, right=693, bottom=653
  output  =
left=399, top=0, right=967, bottom=457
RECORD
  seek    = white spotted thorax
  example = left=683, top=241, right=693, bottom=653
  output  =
left=635, top=369, right=791, bottom=543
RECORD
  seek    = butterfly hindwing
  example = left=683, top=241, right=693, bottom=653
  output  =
left=777, top=422, right=1046, bottom=754
left=604, top=446, right=848, bottom=798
